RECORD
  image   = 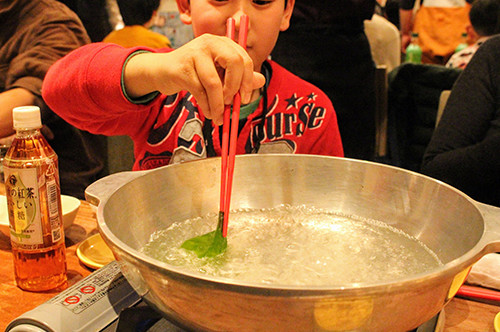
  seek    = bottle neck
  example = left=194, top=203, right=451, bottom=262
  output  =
left=15, top=128, right=42, bottom=138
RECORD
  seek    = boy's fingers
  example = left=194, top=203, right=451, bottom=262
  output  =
left=252, top=72, right=266, bottom=93
left=212, top=45, right=246, bottom=105
left=210, top=37, right=260, bottom=105
left=234, top=71, right=265, bottom=105
left=238, top=57, right=258, bottom=104
left=181, top=35, right=264, bottom=124
left=194, top=55, right=225, bottom=125
left=218, top=56, right=243, bottom=105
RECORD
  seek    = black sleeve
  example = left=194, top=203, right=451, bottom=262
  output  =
left=292, top=0, right=375, bottom=22
left=400, top=0, right=417, bottom=10
left=356, top=0, right=376, bottom=20
left=421, top=36, right=500, bottom=205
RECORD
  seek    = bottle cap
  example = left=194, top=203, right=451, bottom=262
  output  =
left=7, top=323, right=47, bottom=332
left=13, top=106, right=42, bottom=130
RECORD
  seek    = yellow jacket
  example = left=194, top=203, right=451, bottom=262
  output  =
left=413, top=0, right=471, bottom=58
left=103, top=25, right=171, bottom=49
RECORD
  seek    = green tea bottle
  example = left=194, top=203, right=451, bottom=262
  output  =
left=455, top=32, right=468, bottom=53
left=3, top=106, right=67, bottom=291
left=405, top=32, right=422, bottom=64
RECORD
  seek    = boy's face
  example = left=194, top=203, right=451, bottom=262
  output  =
left=176, top=0, right=295, bottom=72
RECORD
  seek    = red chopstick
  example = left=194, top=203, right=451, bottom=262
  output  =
left=221, top=15, right=249, bottom=238
left=219, top=19, right=234, bottom=236
left=456, top=284, right=500, bottom=303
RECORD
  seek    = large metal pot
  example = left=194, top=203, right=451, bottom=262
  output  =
left=85, top=155, right=500, bottom=332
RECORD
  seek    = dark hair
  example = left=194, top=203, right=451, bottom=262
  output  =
left=117, top=0, right=161, bottom=26
left=469, top=0, right=500, bottom=36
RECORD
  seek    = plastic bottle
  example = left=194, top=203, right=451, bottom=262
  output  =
left=455, top=32, right=469, bottom=53
left=405, top=32, right=423, bottom=64
left=2, top=106, right=67, bottom=291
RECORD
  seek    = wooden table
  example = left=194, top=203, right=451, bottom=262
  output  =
left=0, top=186, right=498, bottom=331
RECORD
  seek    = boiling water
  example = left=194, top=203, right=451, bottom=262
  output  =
left=142, top=205, right=442, bottom=286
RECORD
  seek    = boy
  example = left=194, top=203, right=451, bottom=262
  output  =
left=42, top=0, right=343, bottom=171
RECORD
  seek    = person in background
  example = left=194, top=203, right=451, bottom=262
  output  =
left=364, top=10, right=401, bottom=73
left=271, top=0, right=377, bottom=161
left=384, top=0, right=402, bottom=28
left=0, top=0, right=107, bottom=199
left=446, top=0, right=500, bottom=69
left=57, top=0, right=113, bottom=42
left=103, top=0, right=171, bottom=49
left=400, top=0, right=473, bottom=64
left=42, top=0, right=344, bottom=174
left=421, top=35, right=500, bottom=207
left=375, top=0, right=386, bottom=14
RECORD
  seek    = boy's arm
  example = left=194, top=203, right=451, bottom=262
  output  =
left=43, top=36, right=265, bottom=136
left=43, top=43, right=154, bottom=138
left=123, top=34, right=265, bottom=125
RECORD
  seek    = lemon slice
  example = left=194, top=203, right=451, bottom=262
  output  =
left=494, top=311, right=500, bottom=332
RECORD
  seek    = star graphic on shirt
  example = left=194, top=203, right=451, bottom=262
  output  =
left=285, top=93, right=302, bottom=109
left=307, top=93, right=317, bottom=101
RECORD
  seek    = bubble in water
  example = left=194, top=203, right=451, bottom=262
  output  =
left=141, top=205, right=442, bottom=286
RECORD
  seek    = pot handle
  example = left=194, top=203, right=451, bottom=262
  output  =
left=85, top=170, right=149, bottom=207
left=476, top=201, right=500, bottom=253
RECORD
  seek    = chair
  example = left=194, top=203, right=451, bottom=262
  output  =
left=436, top=90, right=451, bottom=127
left=374, top=65, right=389, bottom=158
left=385, top=63, right=462, bottom=171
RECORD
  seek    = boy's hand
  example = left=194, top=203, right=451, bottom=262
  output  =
left=123, top=34, right=266, bottom=125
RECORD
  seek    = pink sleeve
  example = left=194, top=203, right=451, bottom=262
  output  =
left=42, top=43, right=162, bottom=138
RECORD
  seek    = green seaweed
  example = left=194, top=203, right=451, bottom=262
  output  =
left=181, top=212, right=227, bottom=258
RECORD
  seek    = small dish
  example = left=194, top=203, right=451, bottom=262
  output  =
left=0, top=195, right=8, bottom=237
left=61, top=195, right=81, bottom=229
left=0, top=194, right=80, bottom=237
left=76, top=233, right=115, bottom=269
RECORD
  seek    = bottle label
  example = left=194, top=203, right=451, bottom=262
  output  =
left=46, top=176, right=62, bottom=243
left=4, top=167, right=43, bottom=246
